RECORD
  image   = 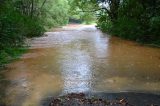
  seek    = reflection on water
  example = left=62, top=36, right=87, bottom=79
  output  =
left=60, top=48, right=92, bottom=93
left=2, top=25, right=160, bottom=106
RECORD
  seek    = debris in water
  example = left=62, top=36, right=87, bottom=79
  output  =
left=49, top=93, right=135, bottom=106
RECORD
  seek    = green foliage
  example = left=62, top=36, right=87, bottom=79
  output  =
left=23, top=17, right=45, bottom=37
left=0, top=0, right=70, bottom=67
left=112, top=17, right=142, bottom=40
left=110, top=0, right=144, bottom=40
left=97, top=0, right=160, bottom=45
left=0, top=1, right=45, bottom=47
left=97, top=15, right=112, bottom=32
left=0, top=50, right=9, bottom=65
left=41, top=0, right=70, bottom=28
left=0, top=47, right=27, bottom=66
left=68, top=0, right=97, bottom=24
left=149, top=16, right=160, bottom=43
left=81, top=12, right=96, bottom=24
left=150, top=17, right=160, bottom=32
left=0, top=5, right=24, bottom=48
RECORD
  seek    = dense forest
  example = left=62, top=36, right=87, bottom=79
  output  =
left=0, top=0, right=160, bottom=66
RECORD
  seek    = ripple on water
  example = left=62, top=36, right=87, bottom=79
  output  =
left=3, top=25, right=160, bottom=106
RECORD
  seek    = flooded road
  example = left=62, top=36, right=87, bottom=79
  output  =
left=3, top=25, right=160, bottom=106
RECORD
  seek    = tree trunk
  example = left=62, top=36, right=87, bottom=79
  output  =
left=30, top=0, right=34, bottom=18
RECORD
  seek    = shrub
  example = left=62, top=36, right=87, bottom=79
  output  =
left=112, top=17, right=143, bottom=40
left=97, top=14, right=112, bottom=32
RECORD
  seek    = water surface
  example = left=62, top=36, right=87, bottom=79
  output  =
left=3, top=25, right=160, bottom=106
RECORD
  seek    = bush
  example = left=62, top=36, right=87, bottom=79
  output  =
left=23, top=17, right=45, bottom=37
left=0, top=1, right=45, bottom=67
left=0, top=47, right=27, bottom=66
left=97, top=14, right=112, bottom=32
left=112, top=17, right=143, bottom=40
left=149, top=16, right=160, bottom=43
left=0, top=50, right=9, bottom=65
left=96, top=0, right=160, bottom=46
left=0, top=6, right=25, bottom=48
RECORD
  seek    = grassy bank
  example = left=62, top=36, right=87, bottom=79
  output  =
left=0, top=47, right=27, bottom=68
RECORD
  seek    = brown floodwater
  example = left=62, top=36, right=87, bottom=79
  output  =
left=2, top=25, right=160, bottom=106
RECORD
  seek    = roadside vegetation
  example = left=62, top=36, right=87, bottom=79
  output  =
left=0, top=0, right=97, bottom=67
left=98, top=0, right=160, bottom=46
left=72, top=0, right=160, bottom=46
left=0, top=0, right=70, bottom=103
left=0, top=0, right=65, bottom=67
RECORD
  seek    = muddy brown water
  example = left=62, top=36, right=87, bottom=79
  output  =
left=2, top=25, right=160, bottom=106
